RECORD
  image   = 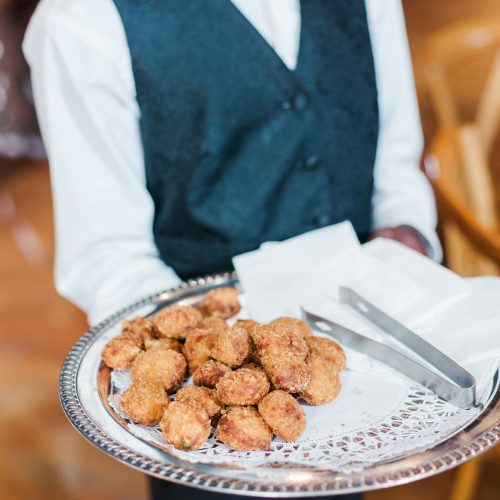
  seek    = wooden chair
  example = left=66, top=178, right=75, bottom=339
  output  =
left=419, top=18, right=500, bottom=500
left=424, top=131, right=500, bottom=274
left=420, top=18, right=500, bottom=276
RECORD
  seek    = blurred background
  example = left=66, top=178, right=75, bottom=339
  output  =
left=1, top=0, right=499, bottom=499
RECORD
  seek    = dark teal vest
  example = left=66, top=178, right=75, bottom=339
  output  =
left=112, top=0, right=379, bottom=278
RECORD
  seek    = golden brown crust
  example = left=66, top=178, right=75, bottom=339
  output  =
left=130, top=348, right=187, bottom=392
left=258, top=390, right=306, bottom=441
left=216, top=368, right=270, bottom=406
left=176, top=385, right=221, bottom=418
left=121, top=316, right=155, bottom=344
left=182, top=328, right=216, bottom=373
left=306, top=337, right=346, bottom=372
left=152, top=305, right=202, bottom=339
left=217, top=406, right=272, bottom=451
left=263, top=358, right=311, bottom=393
left=234, top=319, right=260, bottom=335
left=193, top=360, right=232, bottom=388
left=251, top=324, right=308, bottom=362
left=211, top=327, right=250, bottom=368
left=198, top=287, right=241, bottom=319
left=300, top=355, right=341, bottom=405
left=101, top=336, right=143, bottom=370
left=144, top=337, right=183, bottom=353
left=199, top=316, right=228, bottom=333
left=249, top=324, right=310, bottom=393
left=120, top=381, right=169, bottom=425
left=160, top=400, right=211, bottom=451
left=269, top=317, right=313, bottom=339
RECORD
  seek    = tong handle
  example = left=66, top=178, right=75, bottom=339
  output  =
left=339, top=287, right=476, bottom=394
left=303, top=309, right=477, bottom=408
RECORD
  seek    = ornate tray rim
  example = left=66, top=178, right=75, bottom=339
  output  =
left=59, top=272, right=500, bottom=497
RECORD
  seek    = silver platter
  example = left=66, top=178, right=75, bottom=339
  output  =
left=59, top=273, right=500, bottom=497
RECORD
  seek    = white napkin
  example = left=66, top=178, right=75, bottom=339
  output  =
left=233, top=221, right=500, bottom=401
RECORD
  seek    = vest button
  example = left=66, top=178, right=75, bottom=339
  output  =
left=297, top=155, right=321, bottom=171
left=314, top=214, right=331, bottom=227
left=293, top=92, right=308, bottom=111
left=280, top=99, right=293, bottom=110
left=304, top=155, right=321, bottom=170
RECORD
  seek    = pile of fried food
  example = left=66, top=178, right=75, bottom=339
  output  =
left=101, top=287, right=345, bottom=452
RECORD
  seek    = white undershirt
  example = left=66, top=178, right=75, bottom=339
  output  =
left=23, top=0, right=441, bottom=325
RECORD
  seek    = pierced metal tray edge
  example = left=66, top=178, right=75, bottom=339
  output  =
left=59, top=272, right=500, bottom=497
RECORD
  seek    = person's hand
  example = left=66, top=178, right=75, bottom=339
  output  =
left=368, top=225, right=429, bottom=256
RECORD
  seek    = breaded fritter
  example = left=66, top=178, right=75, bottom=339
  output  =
left=152, top=305, right=202, bottom=339
left=183, top=328, right=216, bottom=373
left=269, top=317, right=313, bottom=339
left=300, top=355, right=341, bottom=405
left=216, top=367, right=269, bottom=406
left=120, top=381, right=168, bottom=425
left=101, top=335, right=142, bottom=370
left=249, top=324, right=310, bottom=393
left=199, top=316, right=228, bottom=333
left=160, top=400, right=211, bottom=451
left=306, top=336, right=346, bottom=372
left=131, top=348, right=186, bottom=392
left=217, top=406, right=272, bottom=451
left=234, top=319, right=260, bottom=335
left=193, top=360, right=231, bottom=388
left=176, top=385, right=221, bottom=418
left=251, top=324, right=308, bottom=362
left=211, top=327, right=250, bottom=368
left=263, top=357, right=311, bottom=393
left=199, top=287, right=241, bottom=319
left=144, top=337, right=183, bottom=353
left=258, top=390, right=306, bottom=441
left=121, top=316, right=155, bottom=344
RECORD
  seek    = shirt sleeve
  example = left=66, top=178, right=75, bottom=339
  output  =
left=23, top=0, right=181, bottom=325
left=366, top=0, right=442, bottom=261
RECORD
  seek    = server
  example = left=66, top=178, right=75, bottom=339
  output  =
left=24, top=1, right=441, bottom=498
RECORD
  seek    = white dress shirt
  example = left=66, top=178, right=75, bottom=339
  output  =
left=23, top=0, right=441, bottom=325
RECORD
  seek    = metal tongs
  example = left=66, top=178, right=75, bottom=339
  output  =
left=302, top=286, right=478, bottom=409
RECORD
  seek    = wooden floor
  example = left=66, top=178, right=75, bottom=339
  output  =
left=1, top=1, right=499, bottom=499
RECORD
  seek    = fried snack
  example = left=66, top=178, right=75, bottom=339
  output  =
left=258, top=390, right=306, bottom=441
left=211, top=327, right=250, bottom=368
left=101, top=336, right=142, bottom=370
left=176, top=385, right=221, bottom=418
left=198, top=287, right=241, bottom=319
left=122, top=316, right=155, bottom=344
left=152, top=305, right=202, bottom=339
left=193, top=360, right=231, bottom=388
left=269, top=317, right=313, bottom=339
left=199, top=316, right=228, bottom=333
left=216, top=367, right=269, bottom=406
left=160, top=400, right=211, bottom=451
left=251, top=324, right=308, bottom=362
left=250, top=324, right=310, bottom=392
left=183, top=328, right=216, bottom=373
left=144, top=337, right=183, bottom=353
left=263, top=357, right=311, bottom=393
left=300, top=355, right=341, bottom=405
left=234, top=319, right=260, bottom=335
left=217, top=407, right=272, bottom=451
left=131, top=348, right=186, bottom=392
left=306, top=337, right=346, bottom=372
left=120, top=381, right=169, bottom=425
